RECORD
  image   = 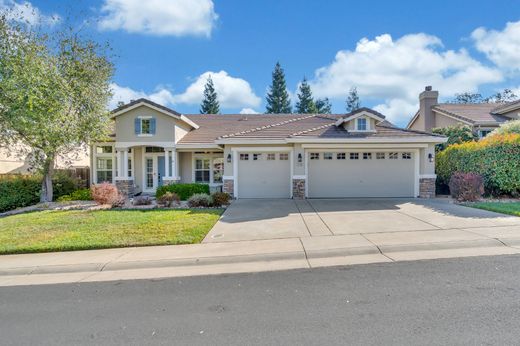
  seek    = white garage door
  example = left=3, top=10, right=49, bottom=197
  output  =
left=237, top=152, right=291, bottom=198
left=308, top=151, right=416, bottom=198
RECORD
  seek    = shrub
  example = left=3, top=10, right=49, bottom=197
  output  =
left=57, top=188, right=92, bottom=202
left=437, top=134, right=520, bottom=196
left=91, top=183, right=123, bottom=206
left=157, top=192, right=180, bottom=207
left=156, top=183, right=210, bottom=200
left=488, top=120, right=520, bottom=137
left=0, top=175, right=40, bottom=212
left=52, top=172, right=81, bottom=199
left=449, top=172, right=484, bottom=201
left=187, top=193, right=213, bottom=208
left=133, top=195, right=153, bottom=206
left=211, top=192, right=231, bottom=207
left=432, top=125, right=476, bottom=151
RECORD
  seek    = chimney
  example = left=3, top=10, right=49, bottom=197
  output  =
left=419, top=86, right=438, bottom=132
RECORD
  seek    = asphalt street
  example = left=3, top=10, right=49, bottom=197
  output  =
left=2, top=255, right=520, bottom=345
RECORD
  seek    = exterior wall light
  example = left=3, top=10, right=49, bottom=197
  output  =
left=227, top=153, right=232, bottom=163
left=297, top=153, right=303, bottom=163
left=428, top=153, right=433, bottom=163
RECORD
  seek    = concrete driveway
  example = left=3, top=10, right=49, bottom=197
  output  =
left=204, top=198, right=520, bottom=243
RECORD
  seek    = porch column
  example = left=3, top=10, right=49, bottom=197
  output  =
left=114, top=147, right=134, bottom=197
left=123, top=149, right=129, bottom=179
left=115, top=150, right=123, bottom=178
left=175, top=151, right=179, bottom=178
left=165, top=149, right=171, bottom=178
left=162, top=147, right=177, bottom=185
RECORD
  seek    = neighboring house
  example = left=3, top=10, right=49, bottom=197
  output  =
left=0, top=145, right=89, bottom=174
left=90, top=98, right=445, bottom=199
left=407, top=86, right=520, bottom=138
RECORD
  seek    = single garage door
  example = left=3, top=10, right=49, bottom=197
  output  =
left=237, top=152, right=291, bottom=198
left=308, top=151, right=416, bottom=198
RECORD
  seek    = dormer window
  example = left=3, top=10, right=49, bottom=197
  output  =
left=356, top=118, right=367, bottom=131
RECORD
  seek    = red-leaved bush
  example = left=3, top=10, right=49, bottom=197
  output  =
left=448, top=172, right=484, bottom=202
left=90, top=183, right=125, bottom=207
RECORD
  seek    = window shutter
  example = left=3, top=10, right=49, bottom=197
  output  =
left=134, top=118, right=141, bottom=134
left=150, top=118, right=156, bottom=134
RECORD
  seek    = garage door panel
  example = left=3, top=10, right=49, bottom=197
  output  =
left=308, top=151, right=415, bottom=198
left=238, top=152, right=290, bottom=198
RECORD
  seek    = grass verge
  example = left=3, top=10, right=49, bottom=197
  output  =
left=466, top=201, right=520, bottom=217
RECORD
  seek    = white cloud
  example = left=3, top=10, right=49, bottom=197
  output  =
left=173, top=71, right=261, bottom=109
left=98, top=0, right=218, bottom=37
left=0, top=0, right=60, bottom=26
left=309, top=33, right=502, bottom=123
left=472, top=20, right=520, bottom=71
left=109, top=83, right=175, bottom=109
left=239, top=108, right=259, bottom=114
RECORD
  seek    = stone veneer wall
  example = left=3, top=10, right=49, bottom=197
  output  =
left=419, top=178, right=436, bottom=198
left=116, top=180, right=135, bottom=198
left=223, top=179, right=234, bottom=198
left=292, top=179, right=306, bottom=199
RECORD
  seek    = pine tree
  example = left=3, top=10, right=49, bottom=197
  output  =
left=265, top=62, right=292, bottom=113
left=315, top=98, right=332, bottom=114
left=295, top=77, right=316, bottom=113
left=346, top=87, right=361, bottom=112
left=200, top=75, right=220, bottom=114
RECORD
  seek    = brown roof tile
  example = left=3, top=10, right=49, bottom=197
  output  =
left=433, top=103, right=510, bottom=124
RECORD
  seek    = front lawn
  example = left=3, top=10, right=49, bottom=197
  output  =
left=467, top=201, right=520, bottom=217
left=0, top=209, right=223, bottom=255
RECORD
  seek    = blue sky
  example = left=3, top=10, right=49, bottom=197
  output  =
left=4, top=0, right=520, bottom=126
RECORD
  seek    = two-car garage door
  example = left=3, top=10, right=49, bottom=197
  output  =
left=307, top=151, right=416, bottom=198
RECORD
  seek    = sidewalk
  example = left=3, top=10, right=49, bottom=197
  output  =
left=2, top=225, right=520, bottom=287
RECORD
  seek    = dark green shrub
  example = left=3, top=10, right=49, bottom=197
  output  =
left=211, top=192, right=231, bottom=207
left=449, top=172, right=484, bottom=201
left=57, top=188, right=92, bottom=202
left=187, top=193, right=213, bottom=208
left=437, top=134, right=520, bottom=196
left=156, top=183, right=210, bottom=200
left=52, top=172, right=79, bottom=199
left=0, top=176, right=40, bottom=212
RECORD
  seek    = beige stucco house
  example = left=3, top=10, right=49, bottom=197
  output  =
left=91, top=99, right=446, bottom=199
left=407, top=86, right=520, bottom=137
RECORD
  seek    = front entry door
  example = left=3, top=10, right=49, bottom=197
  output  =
left=157, top=156, right=165, bottom=187
left=145, top=157, right=155, bottom=191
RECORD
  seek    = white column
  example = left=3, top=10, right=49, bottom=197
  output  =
left=175, top=151, right=179, bottom=179
left=165, top=149, right=171, bottom=178
left=116, top=150, right=123, bottom=178
left=123, top=149, right=129, bottom=179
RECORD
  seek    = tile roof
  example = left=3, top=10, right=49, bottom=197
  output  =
left=433, top=103, right=511, bottom=124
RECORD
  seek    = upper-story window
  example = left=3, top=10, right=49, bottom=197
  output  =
left=135, top=117, right=156, bottom=136
left=356, top=118, right=367, bottom=131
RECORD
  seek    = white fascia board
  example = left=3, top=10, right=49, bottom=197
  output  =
left=288, top=136, right=447, bottom=144
left=301, top=143, right=429, bottom=149
left=214, top=139, right=288, bottom=145
left=176, top=143, right=222, bottom=150
left=335, top=111, right=385, bottom=126
left=406, top=111, right=420, bottom=129
left=111, top=101, right=199, bottom=129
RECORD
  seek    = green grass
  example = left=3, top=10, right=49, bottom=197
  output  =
left=0, top=209, right=223, bottom=255
left=467, top=202, right=520, bottom=217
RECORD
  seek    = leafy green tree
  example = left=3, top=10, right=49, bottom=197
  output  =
left=486, top=88, right=518, bottom=103
left=315, top=98, right=332, bottom=114
left=431, top=125, right=477, bottom=151
left=265, top=62, right=291, bottom=113
left=489, top=120, right=520, bottom=137
left=295, top=77, right=316, bottom=113
left=199, top=75, right=220, bottom=114
left=450, top=92, right=484, bottom=104
left=346, top=87, right=361, bottom=112
left=0, top=13, right=114, bottom=202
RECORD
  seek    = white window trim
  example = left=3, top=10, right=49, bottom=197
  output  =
left=192, top=153, right=224, bottom=186
left=349, top=117, right=376, bottom=133
left=137, top=116, right=153, bottom=137
left=93, top=143, right=116, bottom=184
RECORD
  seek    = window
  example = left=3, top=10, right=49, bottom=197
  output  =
left=128, top=157, right=132, bottom=178
left=337, top=153, right=346, bottom=160
left=324, top=152, right=333, bottom=160
left=240, top=153, right=249, bottom=161
left=357, top=118, right=367, bottom=131
left=213, top=158, right=224, bottom=183
left=267, top=153, right=276, bottom=160
left=376, top=152, right=385, bottom=160
left=96, top=145, right=113, bottom=154
left=479, top=130, right=492, bottom=138
left=389, top=152, right=398, bottom=159
left=145, top=147, right=164, bottom=153
left=253, top=153, right=261, bottom=161
left=363, top=152, right=372, bottom=160
left=195, top=158, right=210, bottom=183
left=402, top=152, right=412, bottom=160
left=350, top=153, right=359, bottom=160
left=279, top=153, right=289, bottom=160
left=96, top=157, right=113, bottom=183
left=310, top=153, right=320, bottom=160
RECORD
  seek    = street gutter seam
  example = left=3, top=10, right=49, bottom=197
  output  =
left=298, top=238, right=312, bottom=268
left=359, top=233, right=396, bottom=262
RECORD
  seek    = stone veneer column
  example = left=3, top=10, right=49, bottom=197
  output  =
left=223, top=179, right=234, bottom=198
left=419, top=178, right=436, bottom=198
left=292, top=178, right=306, bottom=199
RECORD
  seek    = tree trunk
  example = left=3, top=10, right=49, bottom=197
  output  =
left=40, top=156, right=55, bottom=203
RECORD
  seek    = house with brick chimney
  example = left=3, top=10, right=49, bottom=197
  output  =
left=407, top=86, right=520, bottom=138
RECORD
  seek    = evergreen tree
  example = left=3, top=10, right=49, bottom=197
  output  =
left=295, top=77, right=316, bottom=113
left=346, top=87, right=361, bottom=112
left=265, top=62, right=292, bottom=113
left=315, top=98, right=332, bottom=114
left=200, top=76, right=220, bottom=114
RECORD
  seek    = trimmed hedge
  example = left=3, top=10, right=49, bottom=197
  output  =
left=436, top=134, right=520, bottom=196
left=156, top=183, right=210, bottom=200
left=0, top=174, right=82, bottom=212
